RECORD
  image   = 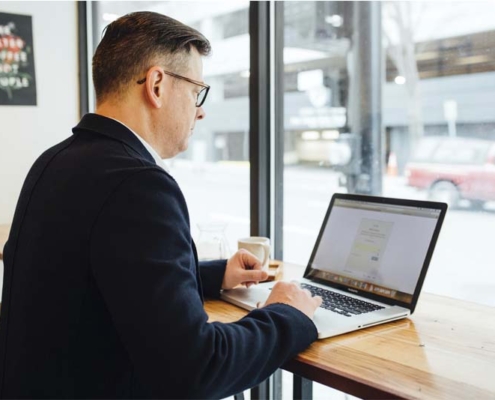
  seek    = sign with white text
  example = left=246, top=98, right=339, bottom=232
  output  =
left=0, top=12, right=37, bottom=106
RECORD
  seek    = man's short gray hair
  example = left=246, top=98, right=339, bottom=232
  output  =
left=92, top=11, right=211, bottom=103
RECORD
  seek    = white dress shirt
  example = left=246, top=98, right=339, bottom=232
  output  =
left=107, top=116, right=170, bottom=173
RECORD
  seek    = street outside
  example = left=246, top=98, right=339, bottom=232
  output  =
left=170, top=160, right=495, bottom=308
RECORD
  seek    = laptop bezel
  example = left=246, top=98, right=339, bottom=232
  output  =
left=303, top=193, right=447, bottom=314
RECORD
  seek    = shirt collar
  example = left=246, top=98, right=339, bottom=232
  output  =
left=106, top=117, right=170, bottom=173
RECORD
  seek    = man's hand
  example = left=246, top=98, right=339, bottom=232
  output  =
left=260, top=281, right=322, bottom=320
left=222, top=249, right=269, bottom=290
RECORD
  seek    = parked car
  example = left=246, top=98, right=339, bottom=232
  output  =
left=405, top=136, right=495, bottom=208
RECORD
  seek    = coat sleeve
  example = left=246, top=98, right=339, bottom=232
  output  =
left=199, top=259, right=226, bottom=298
left=89, top=169, right=317, bottom=399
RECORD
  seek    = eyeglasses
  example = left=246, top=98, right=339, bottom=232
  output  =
left=136, top=70, right=210, bottom=107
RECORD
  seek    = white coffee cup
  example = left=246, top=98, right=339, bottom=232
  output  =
left=238, top=237, right=271, bottom=271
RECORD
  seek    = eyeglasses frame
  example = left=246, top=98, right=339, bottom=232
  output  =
left=136, top=69, right=210, bottom=108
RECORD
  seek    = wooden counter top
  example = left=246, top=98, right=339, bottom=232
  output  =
left=205, top=262, right=495, bottom=399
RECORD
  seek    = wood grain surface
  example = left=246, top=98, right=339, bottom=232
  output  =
left=205, top=262, right=495, bottom=399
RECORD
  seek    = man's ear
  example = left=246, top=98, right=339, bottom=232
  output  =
left=144, top=67, right=165, bottom=109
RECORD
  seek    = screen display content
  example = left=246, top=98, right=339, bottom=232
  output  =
left=307, top=199, right=441, bottom=304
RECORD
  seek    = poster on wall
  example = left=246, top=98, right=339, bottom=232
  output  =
left=0, top=12, right=37, bottom=106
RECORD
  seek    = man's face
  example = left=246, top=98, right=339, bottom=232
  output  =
left=158, top=47, right=206, bottom=158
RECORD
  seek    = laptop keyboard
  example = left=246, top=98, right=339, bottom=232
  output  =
left=301, top=283, right=385, bottom=317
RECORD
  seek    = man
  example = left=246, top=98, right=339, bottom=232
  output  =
left=0, top=12, right=321, bottom=399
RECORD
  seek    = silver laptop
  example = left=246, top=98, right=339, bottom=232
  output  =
left=221, top=193, right=447, bottom=339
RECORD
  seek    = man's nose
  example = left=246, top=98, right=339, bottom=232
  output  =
left=196, top=106, right=206, bottom=120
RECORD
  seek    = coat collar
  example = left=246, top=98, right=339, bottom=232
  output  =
left=72, top=113, right=155, bottom=165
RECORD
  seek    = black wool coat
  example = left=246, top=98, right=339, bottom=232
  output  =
left=0, top=114, right=317, bottom=399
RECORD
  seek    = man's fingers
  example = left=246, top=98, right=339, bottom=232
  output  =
left=302, top=288, right=321, bottom=307
left=240, top=249, right=263, bottom=270
left=243, top=269, right=268, bottom=282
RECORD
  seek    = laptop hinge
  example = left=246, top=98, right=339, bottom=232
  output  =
left=361, top=314, right=409, bottom=328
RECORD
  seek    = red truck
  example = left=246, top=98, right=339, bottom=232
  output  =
left=405, top=137, right=495, bottom=209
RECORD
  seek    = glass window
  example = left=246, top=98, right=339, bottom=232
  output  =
left=383, top=2, right=495, bottom=309
left=90, top=2, right=495, bottom=396
left=92, top=1, right=250, bottom=256
left=280, top=3, right=495, bottom=397
left=215, top=8, right=249, bottom=39
left=281, top=1, right=354, bottom=267
left=281, top=1, right=495, bottom=312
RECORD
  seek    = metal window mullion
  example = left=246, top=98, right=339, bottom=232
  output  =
left=249, top=3, right=274, bottom=399
left=272, top=0, right=285, bottom=378
left=88, top=1, right=100, bottom=113
left=273, top=1, right=284, bottom=261
left=293, top=374, right=313, bottom=400
left=77, top=1, right=89, bottom=117
left=249, top=1, right=271, bottom=239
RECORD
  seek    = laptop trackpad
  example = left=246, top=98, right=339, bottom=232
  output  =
left=221, top=283, right=275, bottom=311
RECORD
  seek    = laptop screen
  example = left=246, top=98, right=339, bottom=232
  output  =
left=305, top=195, right=445, bottom=306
